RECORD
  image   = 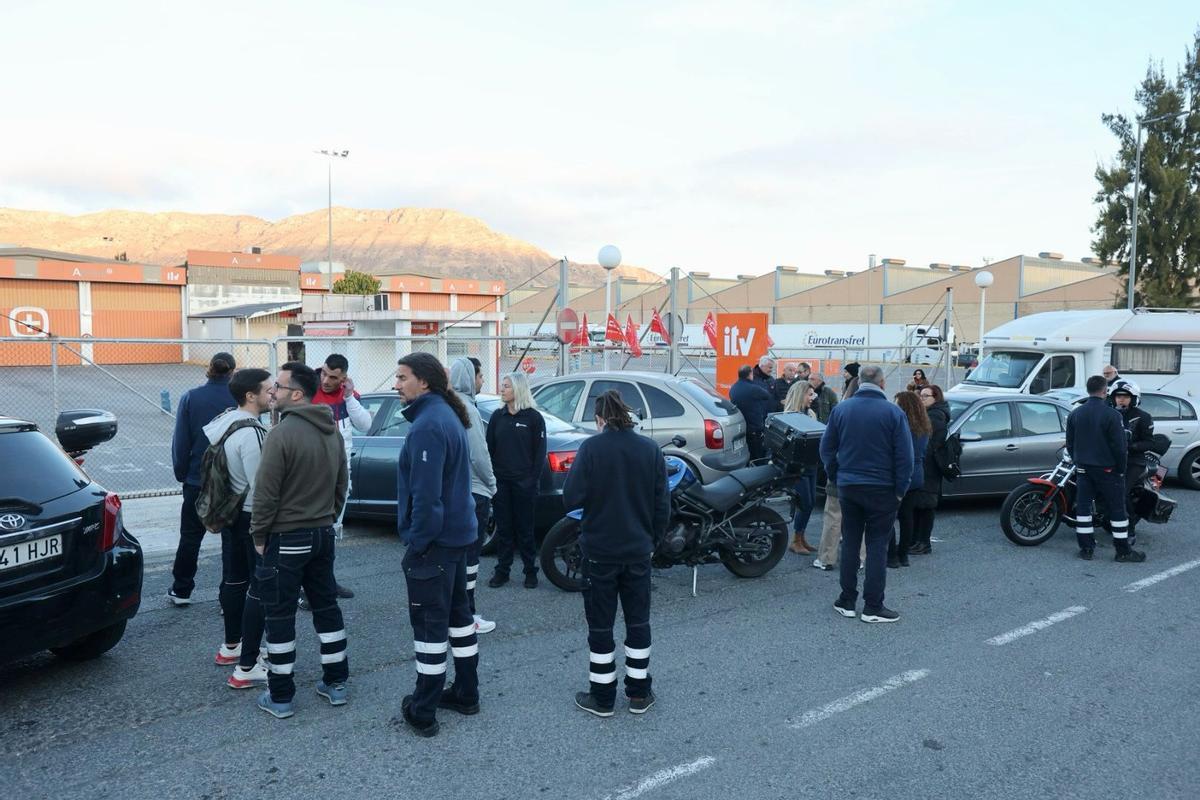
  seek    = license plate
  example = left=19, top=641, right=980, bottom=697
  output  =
left=0, top=534, right=63, bottom=571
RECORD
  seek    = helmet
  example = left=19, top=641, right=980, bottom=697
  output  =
left=1109, top=379, right=1140, bottom=406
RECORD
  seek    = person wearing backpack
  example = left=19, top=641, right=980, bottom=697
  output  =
left=909, top=385, right=951, bottom=555
left=199, top=368, right=271, bottom=687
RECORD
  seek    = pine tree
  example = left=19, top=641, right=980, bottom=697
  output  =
left=331, top=270, right=382, bottom=295
left=1092, top=29, right=1200, bottom=308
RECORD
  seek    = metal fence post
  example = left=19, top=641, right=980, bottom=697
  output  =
left=51, top=340, right=59, bottom=419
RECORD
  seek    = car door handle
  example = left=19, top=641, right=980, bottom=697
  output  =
left=1004, top=444, right=1019, bottom=451
left=1173, top=428, right=1187, bottom=434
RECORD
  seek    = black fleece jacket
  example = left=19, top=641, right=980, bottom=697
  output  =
left=485, top=406, right=547, bottom=485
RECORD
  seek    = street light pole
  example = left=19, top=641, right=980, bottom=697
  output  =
left=598, top=245, right=622, bottom=371
left=316, top=149, right=350, bottom=276
left=974, top=270, right=994, bottom=347
left=1127, top=111, right=1188, bottom=311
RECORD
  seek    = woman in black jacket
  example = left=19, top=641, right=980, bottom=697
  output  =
left=910, top=384, right=950, bottom=555
left=486, top=371, right=547, bottom=588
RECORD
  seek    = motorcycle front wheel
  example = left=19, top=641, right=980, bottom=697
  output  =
left=720, top=506, right=789, bottom=578
left=1000, top=484, right=1063, bottom=546
left=539, top=517, right=585, bottom=592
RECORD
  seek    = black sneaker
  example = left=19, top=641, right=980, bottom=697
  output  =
left=336, top=583, right=355, bottom=599
left=629, top=691, right=656, bottom=715
left=886, top=556, right=901, bottom=569
left=861, top=606, right=900, bottom=623
left=575, top=691, right=614, bottom=718
left=166, top=589, right=192, bottom=607
left=523, top=573, right=538, bottom=589
left=399, top=695, right=440, bottom=737
left=1078, top=549, right=1095, bottom=561
left=833, top=599, right=857, bottom=618
left=438, top=685, right=480, bottom=716
left=907, top=542, right=931, bottom=555
left=1115, top=549, right=1147, bottom=563
left=488, top=573, right=509, bottom=589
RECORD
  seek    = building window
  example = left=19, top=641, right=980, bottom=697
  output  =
left=1111, top=344, right=1182, bottom=375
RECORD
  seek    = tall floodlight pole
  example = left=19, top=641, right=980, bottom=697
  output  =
left=316, top=149, right=350, bottom=275
left=1128, top=111, right=1188, bottom=310
left=598, top=245, right=622, bottom=371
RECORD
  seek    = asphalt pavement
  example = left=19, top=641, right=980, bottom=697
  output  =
left=4, top=489, right=1195, bottom=800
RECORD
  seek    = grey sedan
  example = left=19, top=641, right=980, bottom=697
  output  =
left=531, top=371, right=749, bottom=484
left=942, top=394, right=1073, bottom=498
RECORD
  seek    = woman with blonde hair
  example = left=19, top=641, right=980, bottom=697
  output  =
left=485, top=371, right=547, bottom=588
left=887, top=390, right=931, bottom=568
left=781, top=380, right=817, bottom=555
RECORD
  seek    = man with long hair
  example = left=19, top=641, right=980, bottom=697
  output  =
left=394, top=352, right=481, bottom=737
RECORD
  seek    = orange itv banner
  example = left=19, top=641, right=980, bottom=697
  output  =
left=715, top=313, right=769, bottom=397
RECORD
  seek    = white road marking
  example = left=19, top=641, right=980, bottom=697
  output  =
left=986, top=606, right=1088, bottom=646
left=788, top=669, right=930, bottom=729
left=602, top=756, right=716, bottom=800
left=1124, top=558, right=1200, bottom=593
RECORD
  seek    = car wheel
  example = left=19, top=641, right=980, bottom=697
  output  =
left=478, top=515, right=498, bottom=556
left=1178, top=448, right=1200, bottom=491
left=50, top=619, right=128, bottom=661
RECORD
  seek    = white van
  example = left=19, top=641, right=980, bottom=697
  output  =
left=952, top=309, right=1200, bottom=398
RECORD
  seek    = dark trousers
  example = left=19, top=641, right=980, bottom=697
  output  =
left=1075, top=466, right=1130, bottom=553
left=403, top=544, right=479, bottom=724
left=469, top=493, right=491, bottom=615
left=792, top=470, right=817, bottom=534
left=219, top=511, right=263, bottom=661
left=1125, top=461, right=1145, bottom=538
left=912, top=506, right=936, bottom=547
left=260, top=527, right=348, bottom=702
left=888, top=492, right=919, bottom=561
left=838, top=485, right=900, bottom=610
left=582, top=558, right=652, bottom=708
left=747, top=430, right=767, bottom=462
left=171, top=484, right=207, bottom=597
left=493, top=479, right=537, bottom=576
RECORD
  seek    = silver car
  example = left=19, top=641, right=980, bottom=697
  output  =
left=942, top=393, right=1073, bottom=497
left=531, top=371, right=749, bottom=483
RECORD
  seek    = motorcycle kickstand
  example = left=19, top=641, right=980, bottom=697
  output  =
left=691, top=566, right=698, bottom=598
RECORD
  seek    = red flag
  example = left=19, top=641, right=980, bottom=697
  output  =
left=650, top=307, right=671, bottom=344
left=625, top=315, right=643, bottom=358
left=577, top=313, right=590, bottom=346
left=605, top=313, right=624, bottom=344
left=703, top=312, right=718, bottom=350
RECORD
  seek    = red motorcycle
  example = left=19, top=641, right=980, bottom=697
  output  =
left=1000, top=437, right=1176, bottom=546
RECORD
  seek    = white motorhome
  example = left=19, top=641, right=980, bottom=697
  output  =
left=952, top=309, right=1200, bottom=398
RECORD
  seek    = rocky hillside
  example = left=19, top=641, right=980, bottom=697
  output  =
left=0, top=207, right=661, bottom=287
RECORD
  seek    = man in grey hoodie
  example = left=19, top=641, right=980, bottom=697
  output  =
left=450, top=357, right=499, bottom=634
left=202, top=368, right=271, bottom=689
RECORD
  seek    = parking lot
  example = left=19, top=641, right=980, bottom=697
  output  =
left=2, top=490, right=1197, bottom=800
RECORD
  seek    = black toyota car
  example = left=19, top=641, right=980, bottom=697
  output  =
left=0, top=410, right=143, bottom=663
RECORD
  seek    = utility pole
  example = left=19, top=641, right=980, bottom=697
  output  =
left=668, top=266, right=679, bottom=374
left=558, top=257, right=569, bottom=376
left=315, top=149, right=349, bottom=277
left=943, top=287, right=954, bottom=383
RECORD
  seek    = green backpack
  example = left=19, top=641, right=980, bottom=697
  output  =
left=195, top=418, right=267, bottom=532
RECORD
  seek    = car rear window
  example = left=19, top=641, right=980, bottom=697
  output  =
left=476, top=399, right=576, bottom=433
left=676, top=379, right=736, bottom=417
left=0, top=429, right=90, bottom=504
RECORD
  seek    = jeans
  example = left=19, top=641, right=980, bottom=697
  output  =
left=219, top=511, right=263, bottom=662
left=888, top=492, right=919, bottom=561
left=260, top=527, right=348, bottom=702
left=792, top=471, right=817, bottom=535
left=1075, top=465, right=1130, bottom=552
left=747, top=430, right=767, bottom=462
left=493, top=479, right=537, bottom=576
left=838, top=485, right=901, bottom=610
left=469, top=493, right=491, bottom=615
left=171, top=484, right=207, bottom=597
left=403, top=544, right=479, bottom=723
left=582, top=559, right=652, bottom=708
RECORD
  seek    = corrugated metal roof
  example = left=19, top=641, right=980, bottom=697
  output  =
left=0, top=247, right=141, bottom=265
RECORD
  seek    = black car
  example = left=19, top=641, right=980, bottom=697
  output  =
left=346, top=392, right=592, bottom=539
left=0, top=410, right=143, bottom=663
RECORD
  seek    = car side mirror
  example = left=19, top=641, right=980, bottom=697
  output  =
left=957, top=431, right=982, bottom=443
left=670, top=435, right=687, bottom=449
left=56, top=409, right=118, bottom=454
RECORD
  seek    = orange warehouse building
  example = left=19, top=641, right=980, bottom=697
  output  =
left=0, top=248, right=185, bottom=366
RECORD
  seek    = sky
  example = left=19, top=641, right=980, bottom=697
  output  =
left=2, top=0, right=1197, bottom=278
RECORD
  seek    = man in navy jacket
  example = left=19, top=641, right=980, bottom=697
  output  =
left=167, top=351, right=236, bottom=605
left=819, top=365, right=912, bottom=623
left=393, top=353, right=479, bottom=737
left=729, top=365, right=776, bottom=461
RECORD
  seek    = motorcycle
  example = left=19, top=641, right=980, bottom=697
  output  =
left=538, top=436, right=797, bottom=592
left=999, top=435, right=1176, bottom=547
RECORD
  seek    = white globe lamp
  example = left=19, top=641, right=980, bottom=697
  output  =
left=974, top=270, right=994, bottom=348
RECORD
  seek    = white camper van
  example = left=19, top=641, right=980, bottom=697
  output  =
left=952, top=309, right=1200, bottom=398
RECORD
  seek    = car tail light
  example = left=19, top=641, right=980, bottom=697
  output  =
left=704, top=419, right=724, bottom=450
left=73, top=456, right=85, bottom=466
left=100, top=493, right=122, bottom=551
left=547, top=451, right=576, bottom=473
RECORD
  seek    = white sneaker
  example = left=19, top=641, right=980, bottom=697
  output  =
left=811, top=558, right=833, bottom=571
left=473, top=614, right=496, bottom=634
left=227, top=656, right=268, bottom=689
left=215, top=642, right=242, bottom=665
